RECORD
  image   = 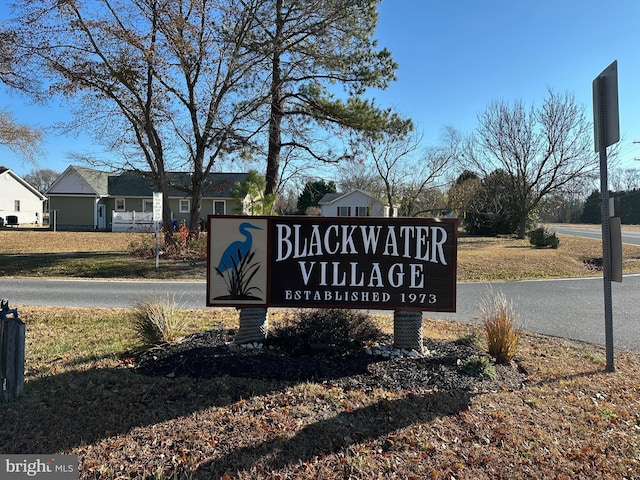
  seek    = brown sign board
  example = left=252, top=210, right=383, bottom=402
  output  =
left=207, top=216, right=457, bottom=312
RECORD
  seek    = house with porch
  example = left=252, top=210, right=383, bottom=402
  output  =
left=46, top=166, right=253, bottom=231
left=0, top=166, right=46, bottom=227
left=318, top=189, right=398, bottom=217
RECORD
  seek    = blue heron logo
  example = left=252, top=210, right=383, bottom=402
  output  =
left=214, top=222, right=263, bottom=300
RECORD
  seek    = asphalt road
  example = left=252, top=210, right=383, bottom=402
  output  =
left=436, top=274, right=640, bottom=352
left=551, top=225, right=640, bottom=246
left=1, top=274, right=639, bottom=352
left=0, top=278, right=206, bottom=310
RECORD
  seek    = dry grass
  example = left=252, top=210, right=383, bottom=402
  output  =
left=131, top=295, right=188, bottom=346
left=3, top=227, right=640, bottom=281
left=1, top=307, right=639, bottom=479
left=0, top=228, right=146, bottom=253
left=0, top=229, right=205, bottom=279
left=457, top=234, right=640, bottom=281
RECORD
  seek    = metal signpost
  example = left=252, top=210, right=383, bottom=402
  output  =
left=592, top=60, right=620, bottom=373
left=153, top=192, right=163, bottom=272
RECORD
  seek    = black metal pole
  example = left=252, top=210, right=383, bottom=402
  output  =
left=596, top=76, right=615, bottom=373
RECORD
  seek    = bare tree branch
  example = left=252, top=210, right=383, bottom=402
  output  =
left=463, top=89, right=598, bottom=238
left=0, top=110, right=42, bottom=163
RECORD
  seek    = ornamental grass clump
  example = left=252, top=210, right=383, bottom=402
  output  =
left=480, top=291, right=521, bottom=364
left=132, top=295, right=186, bottom=346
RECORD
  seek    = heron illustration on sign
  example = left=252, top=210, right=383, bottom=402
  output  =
left=214, top=222, right=263, bottom=300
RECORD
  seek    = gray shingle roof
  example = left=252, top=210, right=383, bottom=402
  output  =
left=78, top=168, right=250, bottom=198
left=318, top=190, right=377, bottom=205
left=74, top=166, right=110, bottom=196
left=318, top=192, right=343, bottom=204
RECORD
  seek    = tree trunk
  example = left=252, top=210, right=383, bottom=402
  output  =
left=264, top=0, right=284, bottom=197
left=189, top=173, right=204, bottom=240
left=517, top=214, right=528, bottom=239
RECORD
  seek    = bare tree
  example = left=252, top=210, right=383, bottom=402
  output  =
left=0, top=29, right=30, bottom=90
left=22, top=168, right=59, bottom=193
left=464, top=89, right=599, bottom=238
left=610, top=166, right=640, bottom=192
left=1, top=28, right=44, bottom=165
left=354, top=129, right=454, bottom=217
left=7, top=0, right=265, bottom=238
left=0, top=110, right=42, bottom=163
left=335, top=159, right=383, bottom=196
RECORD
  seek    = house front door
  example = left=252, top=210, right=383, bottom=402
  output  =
left=97, top=204, right=106, bottom=230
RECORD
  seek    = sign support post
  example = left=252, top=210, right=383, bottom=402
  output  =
left=153, top=192, right=163, bottom=272
left=593, top=60, right=620, bottom=373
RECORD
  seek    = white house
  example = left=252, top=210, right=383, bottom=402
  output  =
left=318, top=189, right=398, bottom=217
left=0, top=167, right=46, bottom=226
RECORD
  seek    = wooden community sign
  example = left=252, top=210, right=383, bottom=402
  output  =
left=207, top=216, right=457, bottom=312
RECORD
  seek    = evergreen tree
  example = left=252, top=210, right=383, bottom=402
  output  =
left=464, top=170, right=522, bottom=236
left=296, top=179, right=336, bottom=215
left=251, top=0, right=412, bottom=195
left=581, top=190, right=601, bottom=224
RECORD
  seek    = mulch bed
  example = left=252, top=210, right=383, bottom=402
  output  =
left=135, top=329, right=527, bottom=394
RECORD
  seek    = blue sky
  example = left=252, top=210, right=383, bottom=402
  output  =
left=1, top=0, right=639, bottom=178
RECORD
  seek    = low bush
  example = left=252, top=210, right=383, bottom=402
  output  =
left=128, top=230, right=207, bottom=261
left=131, top=295, right=186, bottom=346
left=462, top=355, right=496, bottom=379
left=455, top=330, right=482, bottom=348
left=268, top=309, right=384, bottom=354
left=480, top=291, right=521, bottom=364
left=127, top=235, right=155, bottom=258
left=527, top=226, right=560, bottom=249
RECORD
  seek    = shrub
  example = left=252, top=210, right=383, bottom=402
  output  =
left=132, top=295, right=186, bottom=346
left=268, top=309, right=384, bottom=354
left=455, top=330, right=482, bottom=348
left=480, top=291, right=521, bottom=364
left=128, top=235, right=155, bottom=258
left=527, top=226, right=560, bottom=249
left=128, top=228, right=207, bottom=261
left=462, top=355, right=496, bottom=379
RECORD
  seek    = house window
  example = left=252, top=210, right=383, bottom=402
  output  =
left=355, top=206, right=369, bottom=217
left=142, top=199, right=153, bottom=212
left=179, top=199, right=190, bottom=213
left=14, top=200, right=20, bottom=212
left=214, top=201, right=225, bottom=215
left=115, top=198, right=125, bottom=211
left=337, top=206, right=350, bottom=216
